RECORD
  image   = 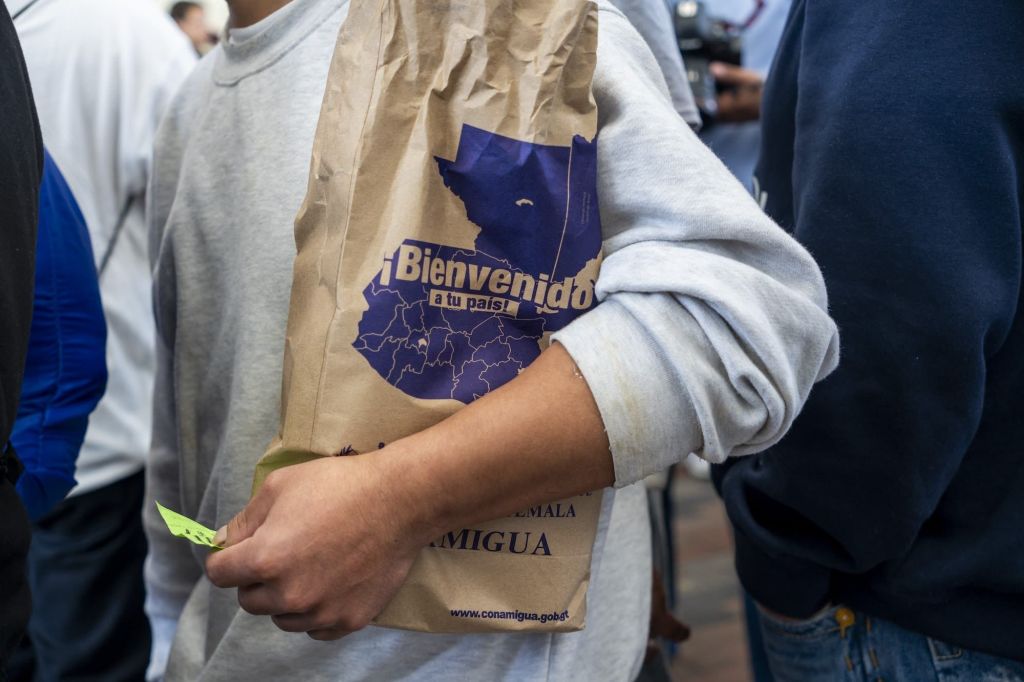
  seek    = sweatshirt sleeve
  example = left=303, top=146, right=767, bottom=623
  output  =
left=143, top=334, right=200, bottom=682
left=607, top=0, right=700, bottom=126
left=551, top=6, right=839, bottom=486
left=712, top=2, right=1024, bottom=617
left=143, top=94, right=204, bottom=682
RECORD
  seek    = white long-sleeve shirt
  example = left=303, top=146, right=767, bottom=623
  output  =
left=7, top=0, right=196, bottom=495
left=145, top=0, right=838, bottom=679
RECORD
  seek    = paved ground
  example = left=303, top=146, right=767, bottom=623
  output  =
left=668, top=470, right=751, bottom=682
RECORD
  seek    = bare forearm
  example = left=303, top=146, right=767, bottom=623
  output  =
left=384, top=342, right=615, bottom=543
left=208, top=343, right=614, bottom=633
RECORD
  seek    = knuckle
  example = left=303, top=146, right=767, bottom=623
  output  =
left=205, top=556, right=228, bottom=587
left=250, top=548, right=282, bottom=581
left=338, top=611, right=372, bottom=632
left=307, top=610, right=337, bottom=632
left=282, top=587, right=315, bottom=614
left=237, top=590, right=262, bottom=615
left=306, top=629, right=341, bottom=642
left=261, top=470, right=283, bottom=494
left=205, top=564, right=224, bottom=587
left=271, top=615, right=306, bottom=633
left=227, top=515, right=248, bottom=541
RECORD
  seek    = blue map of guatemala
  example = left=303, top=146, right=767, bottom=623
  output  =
left=353, top=124, right=601, bottom=404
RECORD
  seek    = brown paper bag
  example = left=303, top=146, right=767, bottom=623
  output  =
left=258, top=0, right=604, bottom=633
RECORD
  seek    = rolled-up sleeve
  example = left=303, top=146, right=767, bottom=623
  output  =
left=551, top=7, right=839, bottom=486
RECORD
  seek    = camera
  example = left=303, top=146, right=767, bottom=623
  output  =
left=674, top=0, right=742, bottom=124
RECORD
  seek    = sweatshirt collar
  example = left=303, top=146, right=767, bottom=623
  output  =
left=213, top=0, right=347, bottom=86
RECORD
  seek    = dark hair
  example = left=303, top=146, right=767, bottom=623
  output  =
left=170, top=1, right=201, bottom=22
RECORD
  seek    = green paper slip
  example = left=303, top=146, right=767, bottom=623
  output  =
left=156, top=501, right=223, bottom=549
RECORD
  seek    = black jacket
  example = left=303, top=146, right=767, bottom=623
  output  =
left=714, top=0, right=1024, bottom=662
left=0, top=0, right=42, bottom=667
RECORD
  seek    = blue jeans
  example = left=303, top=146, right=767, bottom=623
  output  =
left=759, top=604, right=1024, bottom=682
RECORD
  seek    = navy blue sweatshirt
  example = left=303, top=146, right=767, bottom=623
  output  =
left=713, top=0, right=1024, bottom=661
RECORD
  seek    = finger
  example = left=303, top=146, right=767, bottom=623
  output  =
left=306, top=627, right=355, bottom=641
left=272, top=613, right=324, bottom=634
left=714, top=91, right=760, bottom=123
left=214, top=479, right=277, bottom=548
left=717, top=90, right=738, bottom=108
left=270, top=611, right=353, bottom=636
left=709, top=61, right=762, bottom=87
left=715, top=92, right=741, bottom=122
left=237, top=583, right=286, bottom=616
left=206, top=535, right=273, bottom=588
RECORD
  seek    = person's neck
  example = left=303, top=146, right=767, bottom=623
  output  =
left=226, top=0, right=292, bottom=28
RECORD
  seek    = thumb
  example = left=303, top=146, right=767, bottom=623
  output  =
left=213, top=486, right=274, bottom=548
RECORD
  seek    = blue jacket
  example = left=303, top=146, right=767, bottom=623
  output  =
left=13, top=151, right=107, bottom=520
left=714, top=0, right=1024, bottom=661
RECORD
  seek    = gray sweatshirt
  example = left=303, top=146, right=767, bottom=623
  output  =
left=144, top=0, right=839, bottom=680
left=609, top=0, right=700, bottom=125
